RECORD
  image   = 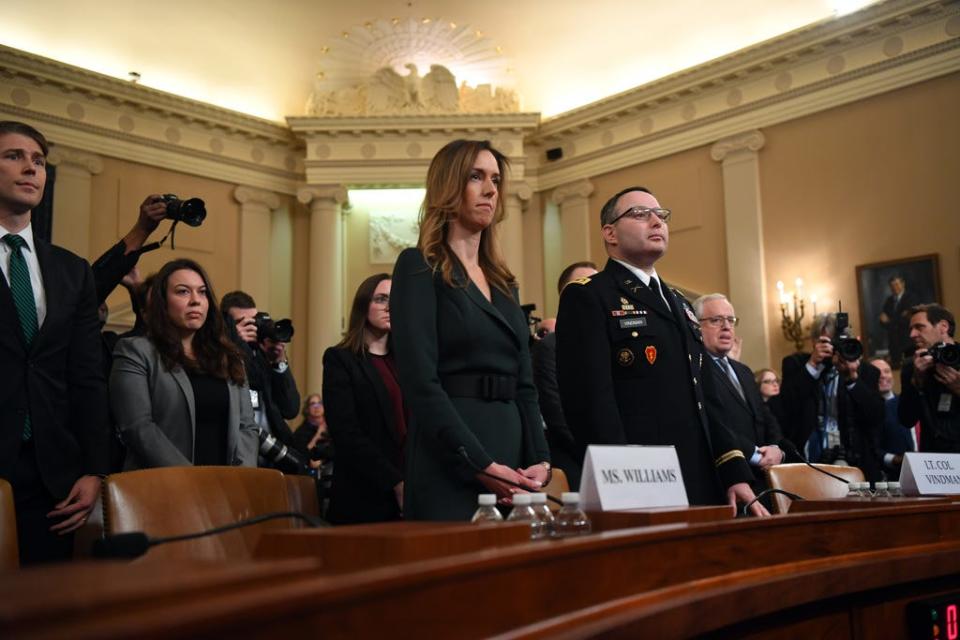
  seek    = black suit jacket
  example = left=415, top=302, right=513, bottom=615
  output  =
left=322, top=346, right=404, bottom=524
left=779, top=353, right=885, bottom=481
left=531, top=331, right=582, bottom=489
left=899, top=360, right=960, bottom=453
left=557, top=259, right=752, bottom=505
left=0, top=237, right=109, bottom=498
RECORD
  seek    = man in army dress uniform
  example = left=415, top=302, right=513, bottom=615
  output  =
left=556, top=186, right=768, bottom=516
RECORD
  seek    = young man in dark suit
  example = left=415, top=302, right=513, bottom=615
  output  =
left=557, top=186, right=767, bottom=516
left=0, top=121, right=109, bottom=564
left=694, top=293, right=784, bottom=495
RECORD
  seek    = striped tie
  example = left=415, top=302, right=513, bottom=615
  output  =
left=4, top=234, right=38, bottom=440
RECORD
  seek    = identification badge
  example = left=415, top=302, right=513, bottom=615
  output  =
left=619, top=317, right=647, bottom=329
left=249, top=389, right=260, bottom=409
left=938, top=393, right=953, bottom=413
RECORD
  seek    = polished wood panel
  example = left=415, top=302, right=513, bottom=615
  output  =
left=588, top=505, right=733, bottom=531
left=788, top=496, right=951, bottom=513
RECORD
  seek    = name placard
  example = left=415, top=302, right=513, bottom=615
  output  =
left=899, top=452, right=960, bottom=496
left=579, top=445, right=689, bottom=511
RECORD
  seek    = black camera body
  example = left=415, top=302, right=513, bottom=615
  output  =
left=832, top=309, right=864, bottom=362
left=928, top=342, right=960, bottom=369
left=160, top=194, right=206, bottom=227
left=254, top=311, right=294, bottom=343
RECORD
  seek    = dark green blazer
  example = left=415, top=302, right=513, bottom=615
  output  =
left=391, top=248, right=549, bottom=521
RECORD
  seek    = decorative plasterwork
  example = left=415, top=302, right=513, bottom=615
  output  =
left=298, top=185, right=349, bottom=207
left=47, top=146, right=104, bottom=174
left=550, top=178, right=594, bottom=204
left=527, top=0, right=960, bottom=191
left=710, top=130, right=767, bottom=161
left=369, top=214, right=419, bottom=265
left=0, top=45, right=303, bottom=195
left=289, top=112, right=540, bottom=186
left=233, top=186, right=281, bottom=210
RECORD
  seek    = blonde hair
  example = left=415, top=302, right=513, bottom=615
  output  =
left=417, top=139, right=515, bottom=295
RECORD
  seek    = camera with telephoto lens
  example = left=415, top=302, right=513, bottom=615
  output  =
left=160, top=194, right=206, bottom=227
left=831, top=305, right=863, bottom=362
left=254, top=311, right=294, bottom=343
left=928, top=342, right=960, bottom=369
left=257, top=428, right=307, bottom=473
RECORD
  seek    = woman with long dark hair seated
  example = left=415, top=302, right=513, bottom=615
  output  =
left=391, top=139, right=550, bottom=521
left=110, top=258, right=259, bottom=470
left=322, top=273, right=405, bottom=524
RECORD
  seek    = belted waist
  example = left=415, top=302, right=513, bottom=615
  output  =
left=441, top=374, right=517, bottom=401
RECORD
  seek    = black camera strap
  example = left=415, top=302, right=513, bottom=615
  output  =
left=130, top=220, right=181, bottom=258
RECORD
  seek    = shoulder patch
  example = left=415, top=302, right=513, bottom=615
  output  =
left=569, top=276, right=592, bottom=285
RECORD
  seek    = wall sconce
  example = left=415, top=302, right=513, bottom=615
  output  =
left=777, top=278, right=808, bottom=352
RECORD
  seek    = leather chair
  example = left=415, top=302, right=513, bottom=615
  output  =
left=0, top=479, right=18, bottom=571
left=284, top=474, right=320, bottom=520
left=543, top=468, right=570, bottom=512
left=764, top=463, right=866, bottom=514
left=102, top=466, right=296, bottom=562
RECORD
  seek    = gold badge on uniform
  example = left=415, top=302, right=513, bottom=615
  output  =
left=617, top=348, right=635, bottom=366
left=645, top=345, right=657, bottom=365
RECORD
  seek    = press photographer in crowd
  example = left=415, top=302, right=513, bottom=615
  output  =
left=220, top=291, right=303, bottom=473
left=779, top=312, right=885, bottom=481
left=899, top=304, right=960, bottom=453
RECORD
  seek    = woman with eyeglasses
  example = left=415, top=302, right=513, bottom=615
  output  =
left=322, top=274, right=405, bottom=524
left=391, top=139, right=551, bottom=521
left=110, top=258, right=259, bottom=470
left=754, top=368, right=782, bottom=402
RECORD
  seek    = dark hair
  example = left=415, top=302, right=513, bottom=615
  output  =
left=557, top=261, right=597, bottom=294
left=337, top=273, right=391, bottom=356
left=301, top=393, right=322, bottom=419
left=888, top=274, right=905, bottom=285
left=220, top=290, right=257, bottom=315
left=909, top=303, right=956, bottom=338
left=418, top=139, right=516, bottom=296
left=145, top=259, right=246, bottom=384
left=600, top=186, right=653, bottom=227
left=0, top=121, right=49, bottom=156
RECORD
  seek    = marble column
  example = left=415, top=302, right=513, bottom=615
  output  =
left=550, top=178, right=595, bottom=269
left=297, top=185, right=348, bottom=393
left=501, top=181, right=532, bottom=295
left=47, top=147, right=103, bottom=260
left=710, top=130, right=770, bottom=368
left=233, top=186, right=281, bottom=308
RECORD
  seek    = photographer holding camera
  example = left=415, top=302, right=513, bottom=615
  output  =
left=221, top=291, right=303, bottom=473
left=780, top=312, right=885, bottom=481
left=899, top=304, right=960, bottom=453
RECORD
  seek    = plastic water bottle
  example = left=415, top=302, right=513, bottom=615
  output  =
left=888, top=481, right=902, bottom=497
left=874, top=481, right=891, bottom=498
left=470, top=494, right=503, bottom=523
left=530, top=492, right=556, bottom=538
left=846, top=482, right=861, bottom=498
left=506, top=494, right=545, bottom=540
left=554, top=492, right=592, bottom=538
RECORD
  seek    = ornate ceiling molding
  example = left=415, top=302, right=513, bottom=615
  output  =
left=47, top=146, right=104, bottom=174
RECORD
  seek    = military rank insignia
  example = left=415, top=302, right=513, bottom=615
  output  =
left=645, top=345, right=657, bottom=365
left=617, top=348, right=635, bottom=366
left=570, top=277, right=592, bottom=285
left=684, top=306, right=699, bottom=324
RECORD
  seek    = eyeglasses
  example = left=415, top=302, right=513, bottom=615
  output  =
left=760, top=378, right=781, bottom=385
left=699, top=315, right=739, bottom=328
left=606, top=206, right=671, bottom=226
left=371, top=294, right=390, bottom=305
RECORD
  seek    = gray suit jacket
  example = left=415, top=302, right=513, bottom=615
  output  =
left=110, top=336, right=259, bottom=470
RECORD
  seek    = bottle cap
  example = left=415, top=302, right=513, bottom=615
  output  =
left=478, top=494, right=496, bottom=506
left=561, top=492, right=580, bottom=505
left=512, top=493, right=532, bottom=506
left=530, top=492, right=547, bottom=504
left=889, top=481, right=901, bottom=489
left=875, top=482, right=888, bottom=490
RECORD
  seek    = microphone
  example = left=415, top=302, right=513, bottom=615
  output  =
left=456, top=447, right=563, bottom=505
left=740, top=488, right=805, bottom=517
left=779, top=439, right=850, bottom=484
left=92, top=511, right=328, bottom=559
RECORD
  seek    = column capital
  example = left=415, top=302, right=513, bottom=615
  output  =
left=550, top=178, right=594, bottom=205
left=233, top=185, right=280, bottom=210
left=710, top=130, right=766, bottom=162
left=47, top=146, right=103, bottom=174
left=298, top=185, right=348, bottom=207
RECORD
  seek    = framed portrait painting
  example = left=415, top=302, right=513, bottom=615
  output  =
left=856, top=254, right=941, bottom=368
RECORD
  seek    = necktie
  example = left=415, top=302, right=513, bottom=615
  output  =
left=721, top=357, right=746, bottom=402
left=647, top=277, right=670, bottom=313
left=4, top=234, right=38, bottom=440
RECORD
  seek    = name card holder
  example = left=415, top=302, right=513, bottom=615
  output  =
left=900, top=452, right=960, bottom=496
left=580, top=445, right=688, bottom=511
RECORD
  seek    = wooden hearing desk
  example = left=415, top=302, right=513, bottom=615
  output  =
left=1, top=500, right=958, bottom=639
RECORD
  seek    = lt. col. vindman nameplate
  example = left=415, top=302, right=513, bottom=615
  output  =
left=900, top=452, right=960, bottom=496
left=580, top=445, right=688, bottom=511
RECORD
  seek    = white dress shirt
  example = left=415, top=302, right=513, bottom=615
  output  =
left=0, top=222, right=47, bottom=328
left=612, top=259, right=671, bottom=309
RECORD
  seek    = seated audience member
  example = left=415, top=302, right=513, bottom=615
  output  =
left=899, top=303, right=960, bottom=453
left=694, top=294, right=784, bottom=495
left=323, top=274, right=405, bottom=524
left=869, top=358, right=914, bottom=477
left=779, top=314, right=885, bottom=481
left=755, top=367, right=787, bottom=428
left=110, top=259, right=259, bottom=470
left=531, top=260, right=597, bottom=490
left=294, top=394, right=333, bottom=462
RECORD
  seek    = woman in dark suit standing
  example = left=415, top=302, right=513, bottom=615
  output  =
left=322, top=273, right=405, bottom=524
left=391, top=139, right=551, bottom=521
left=110, top=258, right=259, bottom=470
